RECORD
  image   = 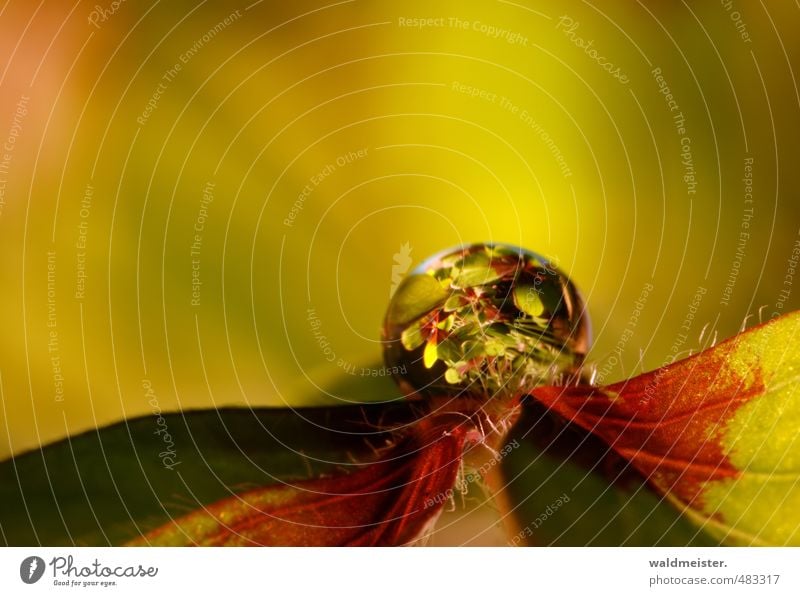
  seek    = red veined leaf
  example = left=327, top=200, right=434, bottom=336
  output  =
left=530, top=310, right=800, bottom=545
left=0, top=405, right=422, bottom=545
left=128, top=414, right=474, bottom=546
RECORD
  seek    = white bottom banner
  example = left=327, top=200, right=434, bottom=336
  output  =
left=1, top=547, right=797, bottom=595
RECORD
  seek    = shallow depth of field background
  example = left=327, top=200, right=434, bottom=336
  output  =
left=0, top=0, right=798, bottom=486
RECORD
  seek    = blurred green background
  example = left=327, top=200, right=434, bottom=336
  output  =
left=0, top=0, right=799, bottom=460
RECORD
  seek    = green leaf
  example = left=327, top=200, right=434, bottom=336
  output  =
left=436, top=338, right=462, bottom=363
left=436, top=314, right=455, bottom=331
left=513, top=284, right=545, bottom=317
left=400, top=321, right=426, bottom=350
left=452, top=251, right=504, bottom=288
left=385, top=274, right=448, bottom=327
left=445, top=368, right=462, bottom=384
left=423, top=340, right=438, bottom=368
left=462, top=340, right=485, bottom=360
left=444, top=295, right=465, bottom=312
left=530, top=310, right=800, bottom=546
left=484, top=340, right=506, bottom=357
left=0, top=404, right=415, bottom=546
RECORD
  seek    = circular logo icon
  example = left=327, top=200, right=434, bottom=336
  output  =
left=19, top=556, right=45, bottom=584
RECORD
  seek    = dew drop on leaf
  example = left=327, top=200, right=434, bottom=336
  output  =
left=381, top=243, right=591, bottom=399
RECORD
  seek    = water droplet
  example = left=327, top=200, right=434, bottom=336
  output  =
left=382, top=243, right=591, bottom=399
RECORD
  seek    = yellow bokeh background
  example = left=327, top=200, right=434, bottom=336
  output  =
left=1, top=0, right=799, bottom=458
